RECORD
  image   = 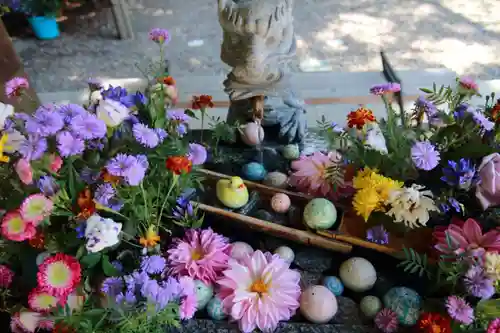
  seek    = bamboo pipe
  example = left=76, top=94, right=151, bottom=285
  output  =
left=194, top=202, right=353, bottom=254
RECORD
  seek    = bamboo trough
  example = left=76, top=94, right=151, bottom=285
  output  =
left=194, top=169, right=434, bottom=259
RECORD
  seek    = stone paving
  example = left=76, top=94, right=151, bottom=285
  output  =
left=11, top=0, right=500, bottom=92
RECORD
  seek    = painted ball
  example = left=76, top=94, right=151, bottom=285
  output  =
left=300, top=285, right=338, bottom=324
left=383, top=287, right=421, bottom=326
left=274, top=246, right=295, bottom=264
left=36, top=251, right=52, bottom=266
left=303, top=198, right=337, bottom=230
left=271, top=193, right=291, bottom=213
left=206, top=296, right=227, bottom=320
left=339, top=257, right=377, bottom=292
left=360, top=295, right=382, bottom=318
left=323, top=276, right=344, bottom=296
left=263, top=171, right=289, bottom=189
left=194, top=280, right=214, bottom=310
left=283, top=144, right=300, bottom=160
left=242, top=162, right=267, bottom=181
left=230, top=242, right=254, bottom=261
left=240, top=122, right=264, bottom=146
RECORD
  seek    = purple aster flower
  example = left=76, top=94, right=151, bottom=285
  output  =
left=141, top=279, right=160, bottom=300
left=56, top=131, right=85, bottom=157
left=464, top=265, right=495, bottom=299
left=149, top=28, right=170, bottom=44
left=124, top=270, right=150, bottom=293
left=94, top=183, right=116, bottom=206
left=167, top=109, right=191, bottom=123
left=25, top=107, right=64, bottom=137
left=123, top=158, right=147, bottom=186
left=411, top=141, right=440, bottom=171
left=140, top=255, right=167, bottom=275
left=470, top=110, right=495, bottom=132
left=173, top=195, right=194, bottom=220
left=369, top=83, right=401, bottom=96
left=101, top=277, right=124, bottom=297
left=116, top=291, right=137, bottom=305
left=87, top=138, right=106, bottom=151
left=453, top=103, right=471, bottom=120
left=176, top=123, right=187, bottom=137
left=57, top=104, right=87, bottom=124
left=106, top=153, right=136, bottom=176
left=71, top=113, right=107, bottom=140
left=155, top=128, right=168, bottom=142
left=366, top=225, right=389, bottom=245
left=439, top=197, right=462, bottom=214
left=445, top=295, right=474, bottom=325
left=38, top=176, right=59, bottom=197
left=133, top=123, right=160, bottom=148
left=101, top=86, right=136, bottom=108
left=108, top=197, right=124, bottom=211
left=187, top=143, right=207, bottom=165
left=111, top=261, right=123, bottom=272
left=121, top=92, right=146, bottom=108
left=80, top=167, right=100, bottom=184
left=18, top=135, right=47, bottom=161
left=414, top=96, right=437, bottom=117
left=441, top=158, right=479, bottom=190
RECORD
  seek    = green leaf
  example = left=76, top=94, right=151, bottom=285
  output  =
left=68, top=162, right=76, bottom=199
left=102, top=255, right=120, bottom=277
left=476, top=299, right=500, bottom=320
left=420, top=88, right=433, bottom=93
left=81, top=252, right=102, bottom=268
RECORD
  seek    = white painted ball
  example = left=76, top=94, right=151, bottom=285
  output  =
left=300, top=285, right=338, bottom=324
left=339, top=257, right=377, bottom=292
left=274, top=246, right=295, bottom=264
left=230, top=242, right=254, bottom=261
left=360, top=295, right=382, bottom=318
left=270, top=193, right=291, bottom=213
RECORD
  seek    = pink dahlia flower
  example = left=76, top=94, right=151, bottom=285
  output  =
left=487, top=318, right=500, bottom=333
left=217, top=250, right=301, bottom=333
left=167, top=228, right=231, bottom=285
left=433, top=218, right=500, bottom=258
left=37, top=253, right=81, bottom=297
left=178, top=276, right=197, bottom=320
left=289, top=151, right=353, bottom=200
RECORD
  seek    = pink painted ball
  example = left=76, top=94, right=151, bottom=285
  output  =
left=270, top=193, right=291, bottom=213
left=300, top=285, right=338, bottom=324
left=230, top=242, right=254, bottom=261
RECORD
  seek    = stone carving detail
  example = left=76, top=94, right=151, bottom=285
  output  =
left=218, top=0, right=307, bottom=145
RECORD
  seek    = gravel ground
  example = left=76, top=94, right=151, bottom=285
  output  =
left=11, top=0, right=500, bottom=92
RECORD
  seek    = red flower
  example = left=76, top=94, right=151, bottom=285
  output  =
left=191, top=95, right=214, bottom=110
left=417, top=312, right=452, bottom=333
left=37, top=253, right=81, bottom=297
left=76, top=188, right=95, bottom=219
left=29, top=230, right=45, bottom=249
left=53, top=322, right=76, bottom=333
left=158, top=76, right=176, bottom=86
left=166, top=156, right=193, bottom=175
left=347, top=107, right=376, bottom=129
left=491, top=101, right=500, bottom=122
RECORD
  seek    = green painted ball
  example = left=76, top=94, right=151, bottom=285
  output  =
left=207, top=296, right=227, bottom=320
left=383, top=287, right=421, bottom=326
left=360, top=295, right=382, bottom=318
left=283, top=144, right=300, bottom=160
left=303, top=198, right=337, bottom=230
left=194, top=280, right=214, bottom=310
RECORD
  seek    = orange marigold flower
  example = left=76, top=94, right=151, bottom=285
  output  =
left=158, top=76, right=176, bottom=86
left=29, top=231, right=45, bottom=249
left=166, top=156, right=193, bottom=175
left=491, top=100, right=500, bottom=121
left=101, top=169, right=120, bottom=185
left=347, top=107, right=376, bottom=129
left=191, top=95, right=214, bottom=110
left=417, top=312, right=452, bottom=333
left=76, top=188, right=96, bottom=219
left=139, top=225, right=160, bottom=248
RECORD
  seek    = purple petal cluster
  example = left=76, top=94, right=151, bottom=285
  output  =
left=19, top=135, right=47, bottom=161
left=57, top=104, right=87, bottom=124
left=187, top=143, right=207, bottom=165
left=369, top=83, right=401, bottom=95
left=445, top=296, right=474, bottom=325
left=133, top=123, right=165, bottom=148
left=167, top=110, right=191, bottom=123
left=105, top=153, right=149, bottom=186
left=149, top=28, right=170, bottom=44
left=101, top=277, right=124, bottom=296
left=101, top=85, right=144, bottom=108
left=94, top=183, right=116, bottom=206
left=414, top=96, right=437, bottom=117
left=441, top=158, right=479, bottom=190
left=38, top=176, right=59, bottom=197
left=80, top=167, right=100, bottom=185
left=463, top=265, right=495, bottom=299
left=439, top=197, right=462, bottom=214
left=71, top=113, right=107, bottom=140
left=366, top=225, right=389, bottom=245
left=172, top=195, right=195, bottom=220
left=470, top=109, right=495, bottom=132
left=25, top=106, right=64, bottom=137
left=140, top=255, right=167, bottom=275
left=56, top=131, right=85, bottom=157
left=411, top=141, right=440, bottom=171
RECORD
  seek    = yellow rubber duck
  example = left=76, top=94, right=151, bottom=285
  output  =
left=216, top=176, right=249, bottom=209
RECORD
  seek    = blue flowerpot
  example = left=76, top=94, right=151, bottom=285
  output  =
left=28, top=16, right=60, bottom=40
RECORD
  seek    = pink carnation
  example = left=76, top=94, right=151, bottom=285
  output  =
left=167, top=228, right=231, bottom=285
left=49, top=154, right=63, bottom=173
left=15, top=159, right=33, bottom=185
left=5, top=77, right=29, bottom=98
left=0, top=264, right=14, bottom=288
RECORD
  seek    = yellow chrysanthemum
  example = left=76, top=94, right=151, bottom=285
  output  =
left=353, top=187, right=381, bottom=221
left=353, top=167, right=378, bottom=189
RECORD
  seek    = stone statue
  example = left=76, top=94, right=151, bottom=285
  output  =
left=217, top=0, right=307, bottom=146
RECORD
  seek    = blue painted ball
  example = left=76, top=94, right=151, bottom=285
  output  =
left=242, top=162, right=267, bottom=181
left=194, top=280, right=214, bottom=310
left=383, top=287, right=421, bottom=326
left=323, top=276, right=344, bottom=296
left=206, top=296, right=227, bottom=320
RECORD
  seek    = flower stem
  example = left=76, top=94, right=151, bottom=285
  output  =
left=140, top=182, right=149, bottom=222
left=157, top=174, right=178, bottom=227
left=200, top=108, right=205, bottom=143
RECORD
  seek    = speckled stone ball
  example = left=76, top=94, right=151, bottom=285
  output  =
left=360, top=295, right=382, bottom=318
left=323, top=276, right=344, bottom=296
left=303, top=198, right=337, bottom=230
left=271, top=193, right=291, bottom=213
left=339, top=257, right=377, bottom=292
left=194, top=280, right=214, bottom=310
left=274, top=246, right=295, bottom=264
left=230, top=242, right=254, bottom=261
left=263, top=171, right=289, bottom=189
left=242, top=162, right=267, bottom=181
left=206, top=296, right=227, bottom=320
left=283, top=144, right=300, bottom=160
left=383, top=287, right=421, bottom=326
left=300, top=285, right=338, bottom=324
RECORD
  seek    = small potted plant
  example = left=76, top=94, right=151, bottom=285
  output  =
left=21, top=0, right=62, bottom=40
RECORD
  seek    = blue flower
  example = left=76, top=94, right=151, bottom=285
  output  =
left=140, top=255, right=166, bottom=275
left=441, top=158, right=479, bottom=190
left=439, top=197, right=462, bottom=214
left=94, top=183, right=116, bottom=206
left=101, top=277, right=124, bottom=297
left=75, top=223, right=86, bottom=238
left=115, top=291, right=137, bottom=305
left=38, top=175, right=59, bottom=196
left=172, top=194, right=195, bottom=220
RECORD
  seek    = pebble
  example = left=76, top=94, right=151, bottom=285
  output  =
left=339, top=257, right=377, bottom=292
left=323, top=276, right=344, bottom=296
left=206, top=296, right=227, bottom=320
left=360, top=295, right=382, bottom=318
left=274, top=246, right=295, bottom=264
left=230, top=242, right=254, bottom=261
left=263, top=171, right=289, bottom=189
left=194, top=280, right=213, bottom=310
left=303, top=198, right=337, bottom=230
left=283, top=144, right=300, bottom=160
left=242, top=162, right=267, bottom=181
left=271, top=193, right=291, bottom=213
left=300, top=285, right=338, bottom=324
